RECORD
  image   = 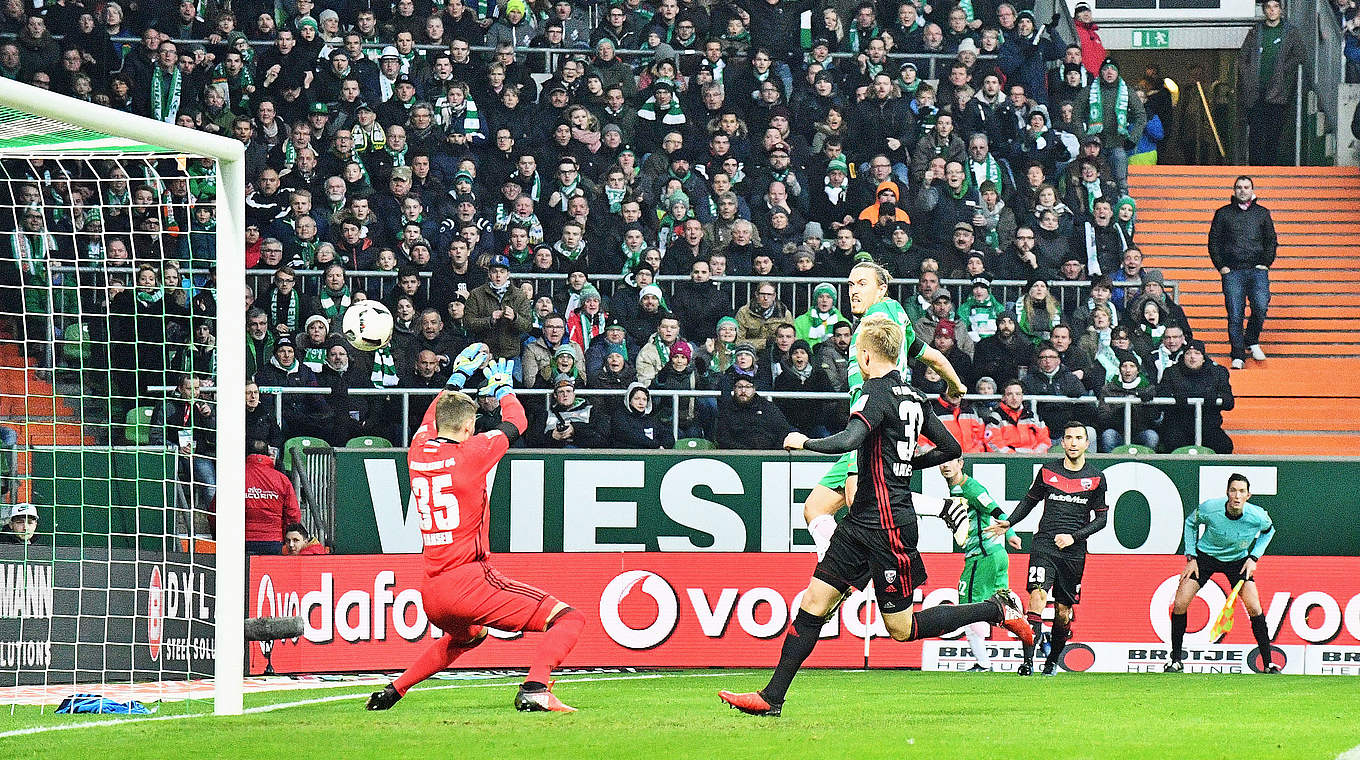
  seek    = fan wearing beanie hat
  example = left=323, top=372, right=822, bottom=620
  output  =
left=794, top=283, right=847, bottom=346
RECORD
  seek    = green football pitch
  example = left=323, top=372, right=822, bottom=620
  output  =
left=3, top=669, right=1358, bottom=759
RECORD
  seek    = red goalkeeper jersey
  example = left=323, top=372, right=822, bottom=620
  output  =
left=407, top=392, right=527, bottom=577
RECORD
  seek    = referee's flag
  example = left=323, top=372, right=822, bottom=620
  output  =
left=1210, top=580, right=1245, bottom=642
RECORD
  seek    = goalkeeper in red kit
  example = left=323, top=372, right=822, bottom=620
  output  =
left=366, top=344, right=586, bottom=713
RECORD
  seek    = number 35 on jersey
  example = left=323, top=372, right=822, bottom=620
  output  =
left=411, top=473, right=460, bottom=546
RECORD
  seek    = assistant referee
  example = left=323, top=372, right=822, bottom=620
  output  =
left=1167, top=473, right=1277, bottom=673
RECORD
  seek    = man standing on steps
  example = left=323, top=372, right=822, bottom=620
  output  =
left=1238, top=0, right=1306, bottom=166
left=1208, top=176, right=1277, bottom=370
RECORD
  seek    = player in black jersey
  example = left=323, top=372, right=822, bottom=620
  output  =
left=986, top=421, right=1108, bottom=676
left=719, top=315, right=1033, bottom=717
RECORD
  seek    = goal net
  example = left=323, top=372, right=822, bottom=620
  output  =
left=0, top=81, right=246, bottom=716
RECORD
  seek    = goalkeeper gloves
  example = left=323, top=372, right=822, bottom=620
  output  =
left=943, top=497, right=970, bottom=547
left=479, top=358, right=515, bottom=400
left=447, top=342, right=490, bottom=390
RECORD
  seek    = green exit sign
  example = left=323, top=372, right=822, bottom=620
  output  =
left=1131, top=29, right=1171, bottom=48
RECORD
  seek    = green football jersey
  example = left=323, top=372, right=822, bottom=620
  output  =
left=847, top=298, right=921, bottom=403
left=951, top=475, right=1016, bottom=558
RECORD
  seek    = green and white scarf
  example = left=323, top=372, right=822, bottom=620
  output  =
left=274, top=289, right=301, bottom=331
left=135, top=287, right=164, bottom=305
left=302, top=344, right=326, bottom=373
left=969, top=154, right=1003, bottom=194
left=1088, top=78, right=1130, bottom=137
left=637, top=96, right=685, bottom=125
left=319, top=286, right=351, bottom=318
left=651, top=334, right=672, bottom=365
left=604, top=185, right=627, bottom=212
left=151, top=65, right=183, bottom=123
left=353, top=122, right=386, bottom=152
left=370, top=344, right=399, bottom=387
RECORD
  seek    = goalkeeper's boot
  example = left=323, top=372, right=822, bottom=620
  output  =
left=365, top=684, right=402, bottom=711
left=515, top=682, right=576, bottom=713
left=1040, top=660, right=1058, bottom=677
left=1036, top=631, right=1052, bottom=659
left=1164, top=660, right=1184, bottom=673
left=1016, top=661, right=1034, bottom=676
left=718, top=690, right=782, bottom=717
left=990, top=590, right=1035, bottom=647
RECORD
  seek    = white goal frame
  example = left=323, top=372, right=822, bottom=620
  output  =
left=0, top=78, right=247, bottom=716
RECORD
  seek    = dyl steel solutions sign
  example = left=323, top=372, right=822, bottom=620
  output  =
left=334, top=452, right=1359, bottom=557
left=0, top=546, right=215, bottom=686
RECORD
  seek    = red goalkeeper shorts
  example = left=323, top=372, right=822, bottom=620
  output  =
left=421, top=561, right=560, bottom=634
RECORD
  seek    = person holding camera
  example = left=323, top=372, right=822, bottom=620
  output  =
left=529, top=375, right=608, bottom=449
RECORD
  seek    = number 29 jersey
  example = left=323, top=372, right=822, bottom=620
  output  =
left=407, top=394, right=524, bottom=577
left=846, top=371, right=928, bottom=531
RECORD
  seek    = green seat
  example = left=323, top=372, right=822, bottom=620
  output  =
left=124, top=406, right=153, bottom=445
left=1172, top=445, right=1214, bottom=456
left=675, top=437, right=716, bottom=450
left=1110, top=444, right=1155, bottom=456
left=282, top=436, right=331, bottom=472
left=62, top=322, right=91, bottom=363
left=346, top=435, right=393, bottom=448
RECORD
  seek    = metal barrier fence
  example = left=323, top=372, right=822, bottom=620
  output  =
left=56, top=265, right=1179, bottom=319
left=109, top=36, right=994, bottom=81
left=254, top=385, right=1207, bottom=451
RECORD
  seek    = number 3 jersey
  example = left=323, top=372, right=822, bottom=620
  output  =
left=407, top=393, right=527, bottom=577
left=846, top=371, right=928, bottom=531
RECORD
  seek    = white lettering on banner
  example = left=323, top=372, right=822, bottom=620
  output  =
left=1197, top=466, right=1277, bottom=509
left=688, top=588, right=739, bottom=637
left=507, top=459, right=544, bottom=552
left=294, top=571, right=446, bottom=644
left=1149, top=577, right=1360, bottom=644
left=1088, top=462, right=1183, bottom=554
left=0, top=563, right=53, bottom=619
left=0, top=639, right=51, bottom=668
left=659, top=459, right=746, bottom=551
left=366, top=458, right=422, bottom=553
left=162, top=569, right=213, bottom=621
left=923, top=641, right=1321, bottom=674
left=1305, top=646, right=1360, bottom=675
left=758, top=460, right=830, bottom=552
left=563, top=460, right=646, bottom=551
left=735, top=587, right=786, bottom=639
left=1291, top=591, right=1342, bottom=643
left=598, top=571, right=679, bottom=649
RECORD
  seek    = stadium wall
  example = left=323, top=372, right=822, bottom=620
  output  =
left=331, top=451, right=1360, bottom=556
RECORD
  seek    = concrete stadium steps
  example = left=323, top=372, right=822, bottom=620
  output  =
left=1126, top=163, right=1360, bottom=458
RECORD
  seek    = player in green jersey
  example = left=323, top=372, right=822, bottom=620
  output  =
left=804, top=261, right=968, bottom=559
left=941, top=458, right=1021, bottom=671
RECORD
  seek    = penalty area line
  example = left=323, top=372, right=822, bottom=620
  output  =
left=0, top=672, right=754, bottom=738
left=1337, top=742, right=1360, bottom=760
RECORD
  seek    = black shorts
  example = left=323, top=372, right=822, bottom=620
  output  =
left=1191, top=553, right=1251, bottom=589
left=813, top=520, right=927, bottom=614
left=1027, top=547, right=1087, bottom=606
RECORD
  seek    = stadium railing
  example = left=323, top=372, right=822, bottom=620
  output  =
left=247, top=386, right=1208, bottom=451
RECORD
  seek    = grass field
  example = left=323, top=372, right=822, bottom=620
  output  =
left=4, top=669, right=1359, bottom=759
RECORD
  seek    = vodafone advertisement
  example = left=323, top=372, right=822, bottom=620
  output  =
left=248, top=554, right=1360, bottom=675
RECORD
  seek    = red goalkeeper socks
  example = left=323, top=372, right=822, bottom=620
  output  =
left=526, top=608, right=586, bottom=686
left=394, top=625, right=485, bottom=696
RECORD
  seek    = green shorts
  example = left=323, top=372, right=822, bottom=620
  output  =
left=816, top=451, right=858, bottom=491
left=958, top=550, right=1010, bottom=604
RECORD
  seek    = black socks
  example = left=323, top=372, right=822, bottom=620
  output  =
left=762, top=609, right=825, bottom=705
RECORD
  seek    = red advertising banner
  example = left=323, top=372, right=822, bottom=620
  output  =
left=248, top=554, right=1360, bottom=674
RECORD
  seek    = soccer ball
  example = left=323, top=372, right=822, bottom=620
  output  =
left=342, top=301, right=394, bottom=351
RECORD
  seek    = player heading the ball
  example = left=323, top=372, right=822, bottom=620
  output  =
left=719, top=314, right=1031, bottom=717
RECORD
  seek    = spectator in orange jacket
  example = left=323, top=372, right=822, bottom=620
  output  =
left=283, top=522, right=329, bottom=555
left=984, top=380, right=1052, bottom=453
left=245, top=439, right=301, bottom=555
left=927, top=396, right=988, bottom=453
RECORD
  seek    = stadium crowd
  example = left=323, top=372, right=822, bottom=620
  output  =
left=0, top=0, right=1240, bottom=460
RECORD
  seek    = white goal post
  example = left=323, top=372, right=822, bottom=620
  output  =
left=0, top=78, right=247, bottom=716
